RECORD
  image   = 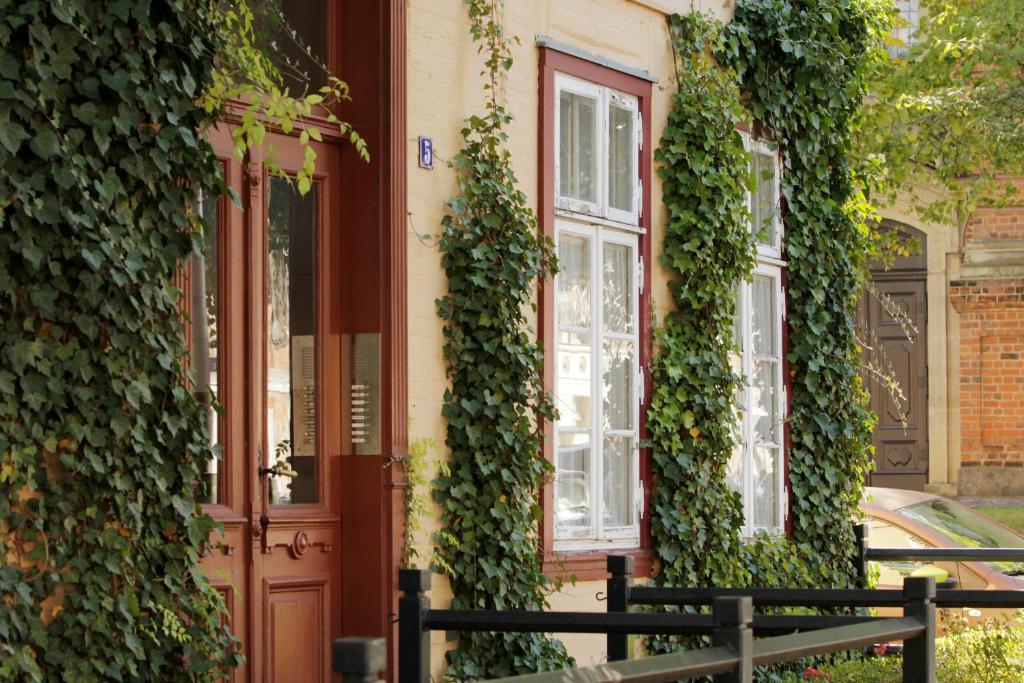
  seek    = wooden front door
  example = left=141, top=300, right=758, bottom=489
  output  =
left=196, top=126, right=343, bottom=682
left=859, top=277, right=929, bottom=490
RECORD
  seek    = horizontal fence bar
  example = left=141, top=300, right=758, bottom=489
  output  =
left=752, top=616, right=925, bottom=666
left=485, top=645, right=740, bottom=683
left=629, top=586, right=907, bottom=608
left=425, top=609, right=888, bottom=637
left=934, top=589, right=1024, bottom=608
left=752, top=614, right=882, bottom=635
left=866, top=547, right=1024, bottom=562
left=424, top=610, right=714, bottom=635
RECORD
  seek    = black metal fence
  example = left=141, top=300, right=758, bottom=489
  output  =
left=331, top=525, right=1024, bottom=683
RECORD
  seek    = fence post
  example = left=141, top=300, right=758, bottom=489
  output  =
left=711, top=596, right=753, bottom=683
left=902, top=576, right=936, bottom=683
left=853, top=522, right=868, bottom=588
left=398, top=569, right=432, bottom=683
left=333, top=637, right=386, bottom=683
left=606, top=555, right=635, bottom=661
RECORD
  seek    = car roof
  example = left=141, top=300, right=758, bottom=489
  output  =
left=863, top=486, right=941, bottom=511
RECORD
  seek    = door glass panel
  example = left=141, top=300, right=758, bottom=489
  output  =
left=277, top=0, right=328, bottom=96
left=602, top=436, right=633, bottom=528
left=608, top=101, right=635, bottom=214
left=195, top=193, right=221, bottom=505
left=267, top=177, right=318, bottom=505
left=559, top=90, right=598, bottom=204
left=556, top=431, right=592, bottom=534
left=602, top=242, right=633, bottom=334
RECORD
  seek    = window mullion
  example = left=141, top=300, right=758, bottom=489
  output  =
left=592, top=230, right=603, bottom=541
left=743, top=281, right=754, bottom=537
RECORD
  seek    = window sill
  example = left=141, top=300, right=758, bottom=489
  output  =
left=542, top=547, right=654, bottom=582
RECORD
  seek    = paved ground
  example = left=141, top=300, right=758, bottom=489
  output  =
left=959, top=497, right=1024, bottom=507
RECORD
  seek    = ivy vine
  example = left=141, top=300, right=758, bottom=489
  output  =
left=432, top=0, right=572, bottom=678
left=0, top=2, right=236, bottom=680
left=647, top=2, right=889, bottom=669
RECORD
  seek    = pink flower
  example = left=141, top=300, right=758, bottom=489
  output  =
left=802, top=667, right=831, bottom=680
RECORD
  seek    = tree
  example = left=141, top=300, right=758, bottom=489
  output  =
left=858, top=0, right=1024, bottom=241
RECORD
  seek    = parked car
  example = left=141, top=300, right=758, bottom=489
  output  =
left=862, top=486, right=1024, bottom=623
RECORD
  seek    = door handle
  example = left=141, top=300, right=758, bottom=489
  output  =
left=259, top=463, right=298, bottom=479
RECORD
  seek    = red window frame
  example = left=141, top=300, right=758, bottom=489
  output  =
left=538, top=47, right=654, bottom=581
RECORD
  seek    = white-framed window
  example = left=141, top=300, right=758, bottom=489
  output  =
left=889, top=0, right=921, bottom=59
left=554, top=220, right=642, bottom=549
left=745, top=135, right=783, bottom=259
left=730, top=137, right=787, bottom=537
left=555, top=73, right=641, bottom=227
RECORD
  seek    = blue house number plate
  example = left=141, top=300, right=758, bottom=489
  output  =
left=418, top=136, right=434, bottom=169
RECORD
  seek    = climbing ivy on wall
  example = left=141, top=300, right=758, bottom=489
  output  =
left=433, top=0, right=572, bottom=678
left=648, top=0, right=891, bottom=654
left=0, top=2, right=237, bottom=680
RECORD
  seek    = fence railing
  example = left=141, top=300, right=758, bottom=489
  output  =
left=331, top=526, right=1024, bottom=683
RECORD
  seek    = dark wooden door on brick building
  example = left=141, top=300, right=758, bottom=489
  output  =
left=858, top=226, right=929, bottom=490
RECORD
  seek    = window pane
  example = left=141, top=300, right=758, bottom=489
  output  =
left=195, top=193, right=220, bottom=505
left=608, top=102, right=635, bottom=214
left=277, top=0, right=327, bottom=95
left=602, top=242, right=633, bottom=334
left=557, top=331, right=592, bottom=429
left=559, top=90, right=598, bottom=204
left=751, top=275, right=776, bottom=356
left=603, top=436, right=633, bottom=528
left=751, top=152, right=777, bottom=249
left=727, top=444, right=744, bottom=498
left=558, top=233, right=592, bottom=329
left=602, top=339, right=634, bottom=431
left=267, top=177, right=318, bottom=505
left=753, top=445, right=779, bottom=529
left=556, top=432, right=592, bottom=534
left=752, top=360, right=778, bottom=443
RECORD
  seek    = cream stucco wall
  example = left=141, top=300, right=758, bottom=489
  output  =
left=405, top=0, right=729, bottom=670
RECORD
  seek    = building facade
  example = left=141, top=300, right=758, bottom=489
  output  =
left=189, top=0, right=885, bottom=679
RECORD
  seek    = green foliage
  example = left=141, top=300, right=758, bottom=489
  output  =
left=203, top=0, right=368, bottom=192
left=0, top=1, right=238, bottom=680
left=432, top=0, right=572, bottom=678
left=857, top=0, right=1024, bottom=230
left=648, top=2, right=888, bottom=672
left=722, top=0, right=886, bottom=581
left=646, top=12, right=757, bottom=596
left=779, top=612, right=1024, bottom=682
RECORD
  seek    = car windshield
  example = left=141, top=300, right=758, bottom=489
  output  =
left=899, top=499, right=1024, bottom=576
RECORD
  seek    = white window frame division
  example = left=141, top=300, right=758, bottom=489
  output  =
left=554, top=219, right=641, bottom=551
left=734, top=263, right=787, bottom=537
left=555, top=72, right=641, bottom=228
left=742, top=134, right=784, bottom=262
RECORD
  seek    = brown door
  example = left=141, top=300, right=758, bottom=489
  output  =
left=196, top=126, right=343, bottom=682
left=859, top=277, right=929, bottom=490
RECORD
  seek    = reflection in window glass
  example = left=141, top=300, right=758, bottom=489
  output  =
left=195, top=193, right=221, bottom=505
left=608, top=103, right=634, bottom=213
left=267, top=177, right=318, bottom=505
left=276, top=0, right=328, bottom=96
left=901, top=500, right=1024, bottom=575
left=555, top=228, right=638, bottom=545
left=750, top=151, right=778, bottom=249
left=559, top=90, right=599, bottom=204
left=731, top=269, right=784, bottom=535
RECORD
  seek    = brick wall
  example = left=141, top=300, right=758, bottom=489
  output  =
left=952, top=281, right=1024, bottom=464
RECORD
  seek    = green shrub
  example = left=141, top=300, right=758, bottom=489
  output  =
left=777, top=611, right=1024, bottom=683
